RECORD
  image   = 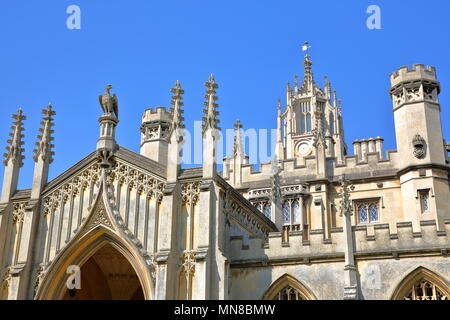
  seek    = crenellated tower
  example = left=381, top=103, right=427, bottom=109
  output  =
left=390, top=64, right=450, bottom=231
left=140, top=107, right=171, bottom=164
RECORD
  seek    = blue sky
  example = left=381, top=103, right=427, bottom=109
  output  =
left=0, top=0, right=449, bottom=189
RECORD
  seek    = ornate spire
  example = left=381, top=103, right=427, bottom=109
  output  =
left=3, top=108, right=26, bottom=167
left=169, top=80, right=185, bottom=137
left=33, top=105, right=55, bottom=164
left=232, top=119, right=244, bottom=157
left=201, top=74, right=220, bottom=136
left=276, top=99, right=284, bottom=159
left=299, top=41, right=315, bottom=91
left=312, top=111, right=327, bottom=148
left=302, top=53, right=314, bottom=88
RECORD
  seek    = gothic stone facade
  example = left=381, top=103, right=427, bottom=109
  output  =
left=1, top=55, right=450, bottom=300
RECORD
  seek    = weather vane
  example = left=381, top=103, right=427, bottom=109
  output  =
left=302, top=41, right=311, bottom=53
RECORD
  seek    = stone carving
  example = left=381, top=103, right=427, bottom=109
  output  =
left=43, top=163, right=100, bottom=217
left=12, top=202, right=26, bottom=225
left=181, top=182, right=200, bottom=206
left=33, top=105, right=55, bottom=164
left=33, top=264, right=45, bottom=298
left=112, top=161, right=164, bottom=203
left=180, top=250, right=196, bottom=276
left=3, top=108, right=26, bottom=167
left=85, top=202, right=113, bottom=231
left=312, top=112, right=327, bottom=148
left=339, top=176, right=353, bottom=217
left=98, top=85, right=119, bottom=118
left=413, top=134, right=426, bottom=159
left=2, top=267, right=12, bottom=288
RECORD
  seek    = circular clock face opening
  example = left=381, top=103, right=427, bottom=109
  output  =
left=297, top=142, right=311, bottom=156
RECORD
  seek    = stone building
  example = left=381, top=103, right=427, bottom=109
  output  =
left=1, top=52, right=450, bottom=300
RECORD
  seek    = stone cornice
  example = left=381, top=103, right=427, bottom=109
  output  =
left=397, top=163, right=450, bottom=176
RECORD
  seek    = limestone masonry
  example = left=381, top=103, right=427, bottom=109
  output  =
left=1, top=52, right=449, bottom=300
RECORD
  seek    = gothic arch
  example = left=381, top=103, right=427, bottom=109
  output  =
left=262, top=273, right=316, bottom=300
left=35, top=226, right=153, bottom=300
left=390, top=266, right=450, bottom=300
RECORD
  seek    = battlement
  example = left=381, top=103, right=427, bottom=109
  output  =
left=390, top=64, right=437, bottom=87
left=352, top=137, right=384, bottom=162
left=230, top=219, right=450, bottom=264
left=142, top=106, right=172, bottom=123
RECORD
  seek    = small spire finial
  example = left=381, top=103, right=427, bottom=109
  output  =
left=232, top=119, right=244, bottom=157
left=234, top=119, right=243, bottom=130
left=202, top=74, right=220, bottom=136
left=3, top=109, right=26, bottom=167
left=33, top=105, right=56, bottom=164
left=169, top=80, right=185, bottom=137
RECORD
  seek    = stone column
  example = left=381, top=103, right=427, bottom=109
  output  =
left=339, top=177, right=359, bottom=300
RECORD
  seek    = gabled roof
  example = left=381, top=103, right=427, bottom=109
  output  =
left=43, top=145, right=166, bottom=195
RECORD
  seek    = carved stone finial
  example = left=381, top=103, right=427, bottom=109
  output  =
left=33, top=104, right=55, bottom=164
left=232, top=119, right=244, bottom=157
left=270, top=156, right=282, bottom=202
left=3, top=108, right=26, bottom=167
left=312, top=112, right=327, bottom=149
left=98, top=84, right=119, bottom=119
left=339, top=175, right=353, bottom=217
left=201, top=74, right=220, bottom=136
left=169, top=80, right=185, bottom=138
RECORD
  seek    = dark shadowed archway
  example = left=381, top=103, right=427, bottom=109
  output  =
left=62, top=243, right=144, bottom=300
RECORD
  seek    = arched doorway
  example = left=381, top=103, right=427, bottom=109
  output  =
left=391, top=267, right=450, bottom=300
left=36, top=227, right=153, bottom=300
left=62, top=244, right=144, bottom=300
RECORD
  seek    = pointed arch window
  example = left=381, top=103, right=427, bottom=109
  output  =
left=405, top=280, right=448, bottom=300
left=299, top=114, right=306, bottom=134
left=273, top=285, right=305, bottom=300
left=292, top=200, right=301, bottom=224
left=262, top=274, right=316, bottom=300
left=306, top=114, right=312, bottom=132
left=283, top=202, right=290, bottom=224
left=355, top=200, right=380, bottom=224
left=264, top=204, right=271, bottom=219
left=392, top=267, right=450, bottom=300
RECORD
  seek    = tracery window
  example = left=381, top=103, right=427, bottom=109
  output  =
left=306, top=114, right=311, bottom=132
left=252, top=201, right=271, bottom=220
left=264, top=205, right=271, bottom=219
left=355, top=200, right=379, bottom=224
left=283, top=202, right=290, bottom=224
left=419, top=190, right=430, bottom=213
left=282, top=198, right=303, bottom=225
left=404, top=280, right=448, bottom=300
left=273, top=285, right=305, bottom=300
